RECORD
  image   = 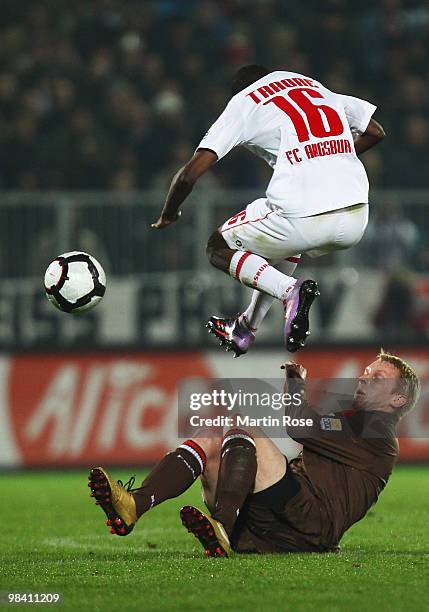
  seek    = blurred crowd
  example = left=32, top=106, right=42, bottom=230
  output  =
left=0, top=0, right=428, bottom=191
left=2, top=0, right=429, bottom=341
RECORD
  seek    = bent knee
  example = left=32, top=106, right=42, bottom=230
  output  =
left=206, top=239, right=216, bottom=267
left=253, top=436, right=287, bottom=493
left=206, top=230, right=232, bottom=270
left=206, top=231, right=221, bottom=266
left=193, top=436, right=221, bottom=462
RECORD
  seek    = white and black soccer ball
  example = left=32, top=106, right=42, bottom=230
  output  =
left=44, top=251, right=106, bottom=313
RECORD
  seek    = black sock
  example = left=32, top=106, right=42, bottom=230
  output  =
left=132, top=440, right=206, bottom=518
left=212, top=430, right=257, bottom=537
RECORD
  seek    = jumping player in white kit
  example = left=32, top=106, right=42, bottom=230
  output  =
left=152, top=65, right=385, bottom=355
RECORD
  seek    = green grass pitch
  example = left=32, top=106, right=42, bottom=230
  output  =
left=0, top=467, right=428, bottom=612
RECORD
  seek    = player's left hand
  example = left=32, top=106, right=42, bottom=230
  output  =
left=151, top=211, right=181, bottom=229
left=281, top=361, right=307, bottom=380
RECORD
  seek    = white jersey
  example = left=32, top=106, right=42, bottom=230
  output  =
left=197, top=70, right=376, bottom=218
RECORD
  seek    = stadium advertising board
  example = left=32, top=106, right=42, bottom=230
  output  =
left=1, top=348, right=428, bottom=468
left=0, top=269, right=389, bottom=348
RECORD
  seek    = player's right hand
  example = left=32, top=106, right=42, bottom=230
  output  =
left=151, top=211, right=181, bottom=229
left=281, top=361, right=307, bottom=380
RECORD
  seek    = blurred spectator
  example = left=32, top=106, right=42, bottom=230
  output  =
left=411, top=277, right=429, bottom=338
left=110, top=169, right=139, bottom=191
left=386, top=115, right=429, bottom=187
left=359, top=203, right=419, bottom=271
left=152, top=140, right=220, bottom=191
left=0, top=0, right=428, bottom=191
left=373, top=269, right=416, bottom=340
left=28, top=204, right=111, bottom=275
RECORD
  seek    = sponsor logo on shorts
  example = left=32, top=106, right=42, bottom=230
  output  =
left=235, top=240, right=243, bottom=247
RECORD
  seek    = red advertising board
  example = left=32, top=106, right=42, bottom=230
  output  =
left=0, top=348, right=428, bottom=467
left=0, top=352, right=211, bottom=467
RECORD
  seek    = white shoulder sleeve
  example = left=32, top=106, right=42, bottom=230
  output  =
left=338, top=94, right=377, bottom=135
left=196, top=98, right=245, bottom=160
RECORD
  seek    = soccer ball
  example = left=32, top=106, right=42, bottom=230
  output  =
left=44, top=251, right=106, bottom=313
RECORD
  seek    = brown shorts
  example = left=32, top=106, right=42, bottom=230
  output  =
left=231, top=458, right=331, bottom=554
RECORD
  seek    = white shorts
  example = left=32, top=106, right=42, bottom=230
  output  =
left=220, top=198, right=369, bottom=263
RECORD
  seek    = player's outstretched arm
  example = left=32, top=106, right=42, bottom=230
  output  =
left=151, top=149, right=218, bottom=229
left=354, top=118, right=385, bottom=156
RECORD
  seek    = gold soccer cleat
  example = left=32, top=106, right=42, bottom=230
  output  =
left=180, top=505, right=232, bottom=558
left=88, top=467, right=138, bottom=536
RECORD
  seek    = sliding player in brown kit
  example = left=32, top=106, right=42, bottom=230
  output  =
left=88, top=350, right=419, bottom=556
left=152, top=65, right=385, bottom=354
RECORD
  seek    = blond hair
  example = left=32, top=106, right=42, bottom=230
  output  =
left=378, top=350, right=421, bottom=417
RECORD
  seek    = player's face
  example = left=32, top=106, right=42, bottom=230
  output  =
left=354, top=359, right=402, bottom=411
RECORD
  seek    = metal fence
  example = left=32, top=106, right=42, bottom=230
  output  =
left=0, top=188, right=428, bottom=278
left=0, top=189, right=428, bottom=349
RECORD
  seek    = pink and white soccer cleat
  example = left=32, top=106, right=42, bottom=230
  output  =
left=284, top=279, right=320, bottom=352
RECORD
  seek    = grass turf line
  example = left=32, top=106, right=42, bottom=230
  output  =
left=0, top=466, right=428, bottom=612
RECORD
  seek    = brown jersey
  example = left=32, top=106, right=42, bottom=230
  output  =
left=231, top=406, right=399, bottom=554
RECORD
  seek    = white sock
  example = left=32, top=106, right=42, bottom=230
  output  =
left=241, top=256, right=301, bottom=330
left=230, top=251, right=296, bottom=301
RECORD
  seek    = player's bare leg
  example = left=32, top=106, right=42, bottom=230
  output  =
left=206, top=230, right=319, bottom=353
left=252, top=432, right=288, bottom=493
left=181, top=426, right=287, bottom=557
left=199, top=428, right=287, bottom=509
left=199, top=439, right=221, bottom=512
